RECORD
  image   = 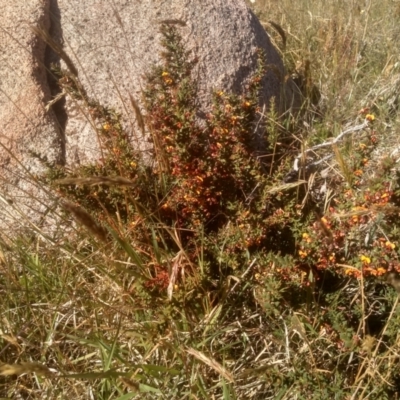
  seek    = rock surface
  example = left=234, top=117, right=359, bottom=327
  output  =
left=0, top=0, right=298, bottom=232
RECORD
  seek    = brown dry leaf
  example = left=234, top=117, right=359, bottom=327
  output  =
left=167, top=251, right=184, bottom=300
left=186, top=347, right=234, bottom=382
